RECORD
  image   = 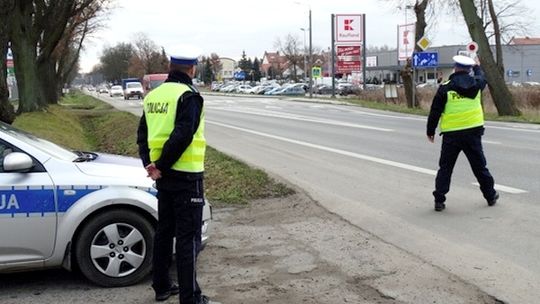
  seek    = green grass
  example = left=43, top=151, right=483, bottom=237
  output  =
left=344, top=98, right=429, bottom=116
left=13, top=92, right=294, bottom=205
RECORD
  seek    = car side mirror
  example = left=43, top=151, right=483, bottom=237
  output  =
left=3, top=152, right=34, bottom=172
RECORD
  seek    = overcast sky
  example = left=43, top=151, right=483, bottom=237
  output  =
left=80, top=0, right=540, bottom=72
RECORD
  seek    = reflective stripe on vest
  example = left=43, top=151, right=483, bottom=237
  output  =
left=440, top=90, right=484, bottom=132
left=144, top=82, right=206, bottom=173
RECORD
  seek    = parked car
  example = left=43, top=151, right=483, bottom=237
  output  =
left=338, top=83, right=362, bottom=96
left=109, top=85, right=123, bottom=97
left=264, top=87, right=284, bottom=95
left=277, top=86, right=306, bottom=96
left=314, top=84, right=334, bottom=95
left=234, top=84, right=252, bottom=94
left=0, top=122, right=212, bottom=287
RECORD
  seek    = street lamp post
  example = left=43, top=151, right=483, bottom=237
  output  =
left=300, top=28, right=307, bottom=83
left=308, top=8, right=312, bottom=98
left=295, top=2, right=312, bottom=98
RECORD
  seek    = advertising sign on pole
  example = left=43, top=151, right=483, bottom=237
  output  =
left=336, top=45, right=361, bottom=74
left=366, top=56, right=377, bottom=67
left=335, top=14, right=364, bottom=43
left=398, top=23, right=415, bottom=61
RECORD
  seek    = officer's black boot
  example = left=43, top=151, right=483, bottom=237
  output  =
left=155, top=284, right=179, bottom=302
left=487, top=192, right=499, bottom=206
left=434, top=201, right=446, bottom=212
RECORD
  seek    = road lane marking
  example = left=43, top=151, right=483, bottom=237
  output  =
left=208, top=107, right=394, bottom=132
left=472, top=183, right=528, bottom=194
left=208, top=120, right=527, bottom=194
left=487, top=125, right=540, bottom=133
left=483, top=140, right=501, bottom=145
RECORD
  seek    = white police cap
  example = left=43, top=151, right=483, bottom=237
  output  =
left=452, top=55, right=476, bottom=68
left=169, top=45, right=201, bottom=65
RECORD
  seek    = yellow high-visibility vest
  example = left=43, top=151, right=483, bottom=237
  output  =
left=440, top=90, right=484, bottom=132
left=144, top=82, right=205, bottom=172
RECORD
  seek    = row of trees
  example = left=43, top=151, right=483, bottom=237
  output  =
left=0, top=0, right=112, bottom=123
left=92, top=33, right=169, bottom=84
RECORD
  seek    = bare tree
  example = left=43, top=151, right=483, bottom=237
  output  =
left=458, top=0, right=520, bottom=115
left=275, top=34, right=303, bottom=81
left=9, top=0, right=110, bottom=113
left=395, top=0, right=431, bottom=108
left=128, top=32, right=168, bottom=79
left=209, top=53, right=222, bottom=81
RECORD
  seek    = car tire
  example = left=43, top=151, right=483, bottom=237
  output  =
left=75, top=209, right=154, bottom=287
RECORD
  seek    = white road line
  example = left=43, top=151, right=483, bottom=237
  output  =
left=486, top=125, right=540, bottom=133
left=208, top=107, right=394, bottom=132
left=483, top=140, right=502, bottom=145
left=208, top=120, right=527, bottom=194
left=472, top=183, right=528, bottom=194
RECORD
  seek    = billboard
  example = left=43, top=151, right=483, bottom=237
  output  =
left=366, top=56, right=377, bottom=67
left=398, top=23, right=415, bottom=61
left=336, top=45, right=361, bottom=74
left=335, top=14, right=364, bottom=43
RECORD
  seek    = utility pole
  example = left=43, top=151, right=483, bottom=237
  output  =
left=308, top=8, right=313, bottom=98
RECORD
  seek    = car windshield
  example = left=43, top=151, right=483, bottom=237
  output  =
left=112, top=86, right=122, bottom=90
left=127, top=83, right=142, bottom=88
left=0, top=122, right=77, bottom=161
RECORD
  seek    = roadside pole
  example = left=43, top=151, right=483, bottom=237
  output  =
left=362, top=15, right=366, bottom=90
left=331, top=14, right=336, bottom=98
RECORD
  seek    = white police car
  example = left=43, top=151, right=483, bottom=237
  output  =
left=0, top=122, right=211, bottom=287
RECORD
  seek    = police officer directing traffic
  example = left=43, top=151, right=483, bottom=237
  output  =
left=137, top=50, right=216, bottom=304
left=426, top=54, right=499, bottom=212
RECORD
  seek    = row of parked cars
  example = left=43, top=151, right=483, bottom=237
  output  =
left=211, top=82, right=307, bottom=96
left=211, top=81, right=365, bottom=97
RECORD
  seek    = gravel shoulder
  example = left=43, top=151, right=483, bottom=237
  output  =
left=0, top=189, right=502, bottom=304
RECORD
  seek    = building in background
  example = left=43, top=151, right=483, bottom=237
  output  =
left=364, top=43, right=540, bottom=84
left=219, top=57, right=236, bottom=81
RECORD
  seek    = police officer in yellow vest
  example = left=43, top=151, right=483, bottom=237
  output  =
left=137, top=51, right=214, bottom=304
left=427, top=55, right=499, bottom=212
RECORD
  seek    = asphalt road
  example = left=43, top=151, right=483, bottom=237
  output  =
left=97, top=91, right=540, bottom=303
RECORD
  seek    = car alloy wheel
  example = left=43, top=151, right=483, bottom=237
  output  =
left=75, top=210, right=154, bottom=287
left=90, top=223, right=146, bottom=278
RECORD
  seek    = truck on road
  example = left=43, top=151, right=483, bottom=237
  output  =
left=121, top=78, right=144, bottom=100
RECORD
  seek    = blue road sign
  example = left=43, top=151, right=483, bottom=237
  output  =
left=234, top=71, right=246, bottom=80
left=412, top=52, right=438, bottom=68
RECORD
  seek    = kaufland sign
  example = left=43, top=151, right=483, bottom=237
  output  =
left=336, top=14, right=364, bottom=43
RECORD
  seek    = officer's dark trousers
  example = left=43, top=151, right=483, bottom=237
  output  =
left=433, top=130, right=496, bottom=203
left=152, top=183, right=204, bottom=304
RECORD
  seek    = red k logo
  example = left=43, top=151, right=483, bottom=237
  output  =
left=403, top=30, right=410, bottom=45
left=344, top=19, right=354, bottom=31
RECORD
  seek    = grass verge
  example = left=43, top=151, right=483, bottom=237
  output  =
left=13, top=91, right=294, bottom=205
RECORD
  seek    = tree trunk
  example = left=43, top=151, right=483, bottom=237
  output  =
left=11, top=38, right=45, bottom=113
left=402, top=0, right=429, bottom=108
left=0, top=0, right=15, bottom=123
left=458, top=0, right=520, bottom=116
left=10, top=0, right=46, bottom=113
left=0, top=43, right=16, bottom=124
left=38, top=57, right=59, bottom=104
left=400, top=60, right=414, bottom=107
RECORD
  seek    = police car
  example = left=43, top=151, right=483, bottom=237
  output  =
left=0, top=122, right=211, bottom=287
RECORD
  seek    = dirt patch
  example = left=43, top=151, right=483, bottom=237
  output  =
left=199, top=190, right=501, bottom=304
left=0, top=190, right=502, bottom=304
